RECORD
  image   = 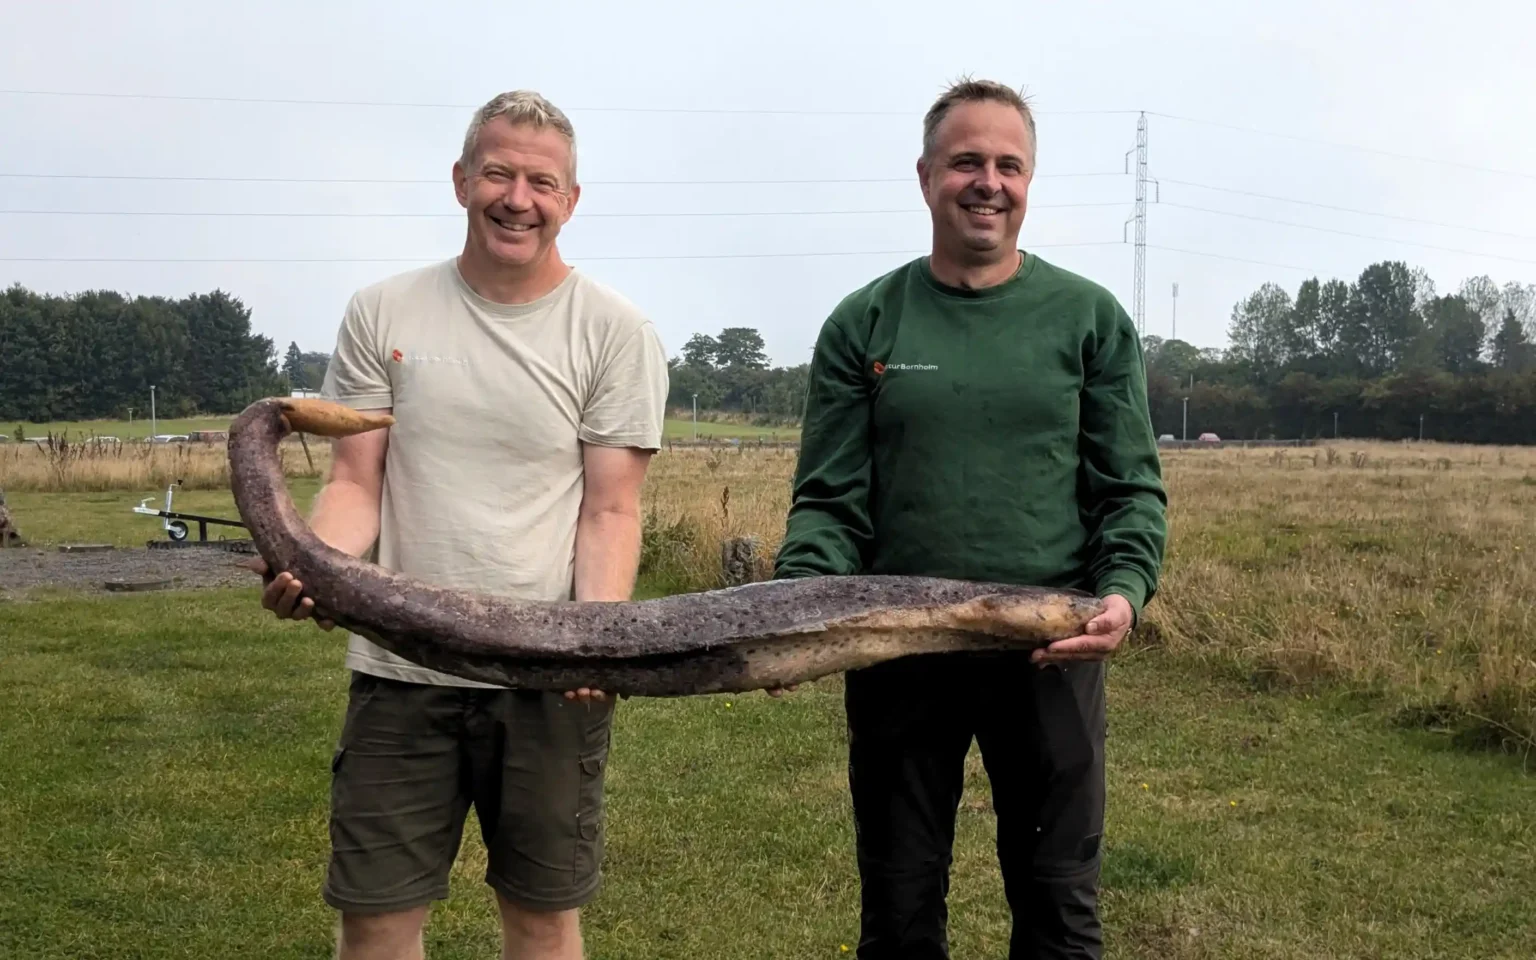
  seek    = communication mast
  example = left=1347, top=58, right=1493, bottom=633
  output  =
left=1124, top=112, right=1156, bottom=337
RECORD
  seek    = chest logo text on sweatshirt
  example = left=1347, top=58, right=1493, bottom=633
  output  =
left=873, top=360, right=939, bottom=375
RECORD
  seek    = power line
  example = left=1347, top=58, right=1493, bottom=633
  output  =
left=7, top=87, right=1532, bottom=179
left=1147, top=243, right=1326, bottom=275
left=9, top=88, right=1530, bottom=179
left=0, top=171, right=1127, bottom=186
left=0, top=87, right=1136, bottom=118
left=0, top=201, right=1129, bottom=219
left=1161, top=201, right=1536, bottom=266
left=1148, top=111, right=1536, bottom=182
left=1161, top=177, right=1536, bottom=242
left=0, top=241, right=1125, bottom=264
left=8, top=167, right=1522, bottom=242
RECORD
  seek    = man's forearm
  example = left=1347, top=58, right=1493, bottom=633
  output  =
left=307, top=478, right=382, bottom=558
left=573, top=508, right=642, bottom=602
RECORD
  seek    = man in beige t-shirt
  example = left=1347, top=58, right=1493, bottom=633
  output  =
left=254, top=91, right=667, bottom=960
left=323, top=256, right=667, bottom=686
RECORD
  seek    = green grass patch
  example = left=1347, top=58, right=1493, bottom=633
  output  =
left=662, top=418, right=798, bottom=441
left=4, top=479, right=321, bottom=547
left=1, top=587, right=1532, bottom=958
left=5, top=416, right=233, bottom=442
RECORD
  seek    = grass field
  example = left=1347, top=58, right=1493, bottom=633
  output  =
left=665, top=417, right=799, bottom=442
left=5, top=415, right=798, bottom=444
left=2, top=437, right=1534, bottom=957
left=0, top=481, right=321, bottom=547
left=637, top=439, right=1536, bottom=749
left=3, top=415, right=234, bottom=442
left=2, top=588, right=1532, bottom=959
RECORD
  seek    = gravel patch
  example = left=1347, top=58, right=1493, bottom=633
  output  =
left=0, top=544, right=259, bottom=598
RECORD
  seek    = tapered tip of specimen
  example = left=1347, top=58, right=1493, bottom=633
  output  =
left=276, top=397, right=395, bottom=437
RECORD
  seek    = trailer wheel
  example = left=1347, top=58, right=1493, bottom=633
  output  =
left=167, top=520, right=189, bottom=541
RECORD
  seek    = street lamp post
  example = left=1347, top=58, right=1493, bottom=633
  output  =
left=150, top=385, right=157, bottom=440
left=1181, top=396, right=1188, bottom=442
left=692, top=394, right=698, bottom=441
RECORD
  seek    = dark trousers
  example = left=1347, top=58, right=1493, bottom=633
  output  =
left=845, top=653, right=1107, bottom=960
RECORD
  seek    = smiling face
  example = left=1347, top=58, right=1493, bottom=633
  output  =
left=917, top=99, right=1034, bottom=266
left=452, top=116, right=579, bottom=272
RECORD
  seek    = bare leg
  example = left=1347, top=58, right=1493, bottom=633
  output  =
left=498, top=895, right=583, bottom=960
left=335, top=907, right=430, bottom=960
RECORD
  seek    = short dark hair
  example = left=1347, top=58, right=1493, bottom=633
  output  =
left=922, top=77, right=1036, bottom=161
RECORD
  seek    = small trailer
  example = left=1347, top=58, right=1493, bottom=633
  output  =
left=133, top=480, right=251, bottom=548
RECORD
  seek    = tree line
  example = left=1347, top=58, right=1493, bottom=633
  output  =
left=0, top=283, right=290, bottom=422
left=666, top=264, right=1536, bottom=444
left=7, top=261, right=1536, bottom=443
left=0, top=278, right=810, bottom=426
left=1148, top=263, right=1536, bottom=443
left=665, top=326, right=809, bottom=422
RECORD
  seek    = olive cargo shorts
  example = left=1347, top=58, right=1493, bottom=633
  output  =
left=322, top=671, right=615, bottom=915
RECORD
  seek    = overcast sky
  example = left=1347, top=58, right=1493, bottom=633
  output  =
left=4, top=0, right=1534, bottom=369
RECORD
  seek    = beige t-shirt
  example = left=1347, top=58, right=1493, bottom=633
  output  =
left=320, top=258, right=669, bottom=687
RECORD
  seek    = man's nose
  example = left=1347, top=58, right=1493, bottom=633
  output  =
left=973, top=162, right=1002, bottom=193
left=499, top=175, right=534, bottom=208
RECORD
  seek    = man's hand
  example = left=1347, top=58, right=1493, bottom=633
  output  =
left=1030, top=593, right=1135, bottom=666
left=564, top=687, right=607, bottom=704
left=248, top=557, right=336, bottom=631
left=765, top=684, right=799, bottom=699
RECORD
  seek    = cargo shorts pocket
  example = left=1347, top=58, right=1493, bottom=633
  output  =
left=573, top=740, right=609, bottom=876
left=330, top=672, right=382, bottom=780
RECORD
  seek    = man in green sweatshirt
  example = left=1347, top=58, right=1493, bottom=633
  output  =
left=773, top=79, right=1167, bottom=959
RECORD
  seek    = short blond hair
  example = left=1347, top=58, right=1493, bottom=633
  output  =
left=460, top=90, right=578, bottom=182
left=922, top=77, right=1036, bottom=162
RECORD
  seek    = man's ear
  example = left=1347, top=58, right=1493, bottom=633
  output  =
left=452, top=160, right=469, bottom=209
left=916, top=156, right=932, bottom=206
left=564, top=182, right=582, bottom=222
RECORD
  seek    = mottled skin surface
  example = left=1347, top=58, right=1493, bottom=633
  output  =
left=227, top=398, right=1103, bottom=697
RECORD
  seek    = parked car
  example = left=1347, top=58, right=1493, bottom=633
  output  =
left=1198, top=432, right=1221, bottom=443
left=1158, top=433, right=1175, bottom=442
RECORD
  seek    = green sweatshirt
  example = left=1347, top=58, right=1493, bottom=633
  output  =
left=772, top=252, right=1168, bottom=619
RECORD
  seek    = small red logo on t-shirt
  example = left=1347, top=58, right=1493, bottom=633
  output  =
left=872, top=360, right=885, bottom=375
left=391, top=349, right=404, bottom=363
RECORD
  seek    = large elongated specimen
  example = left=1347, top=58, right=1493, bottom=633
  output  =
left=227, top=398, right=1104, bottom=697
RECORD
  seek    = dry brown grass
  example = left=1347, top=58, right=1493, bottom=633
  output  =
left=639, top=444, right=797, bottom=589
left=0, top=437, right=327, bottom=493
left=1149, top=440, right=1536, bottom=748
left=639, top=439, right=1536, bottom=746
